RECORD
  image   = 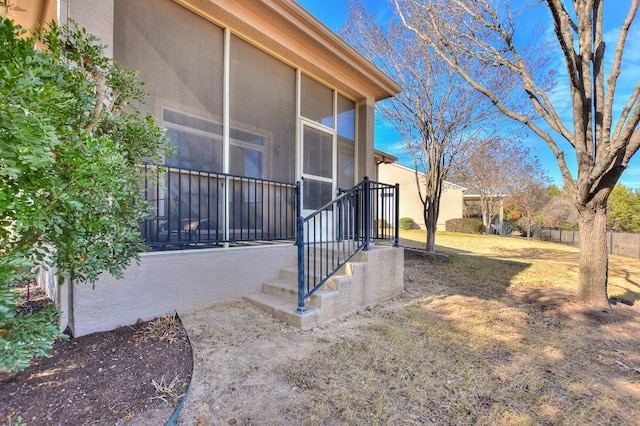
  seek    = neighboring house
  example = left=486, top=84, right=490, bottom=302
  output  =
left=377, top=162, right=465, bottom=231
left=14, top=0, right=405, bottom=336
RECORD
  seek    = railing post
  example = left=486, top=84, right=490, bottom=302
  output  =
left=337, top=198, right=343, bottom=242
left=363, top=176, right=371, bottom=251
left=394, top=183, right=400, bottom=247
left=295, top=181, right=307, bottom=314
left=349, top=189, right=360, bottom=244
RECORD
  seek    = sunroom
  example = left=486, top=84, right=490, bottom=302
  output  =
left=24, top=0, right=404, bottom=336
left=114, top=0, right=400, bottom=250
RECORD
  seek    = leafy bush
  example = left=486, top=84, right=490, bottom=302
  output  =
left=0, top=19, right=169, bottom=372
left=445, top=218, right=484, bottom=234
left=399, top=217, right=414, bottom=230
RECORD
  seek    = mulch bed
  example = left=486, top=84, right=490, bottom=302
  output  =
left=0, top=283, right=193, bottom=425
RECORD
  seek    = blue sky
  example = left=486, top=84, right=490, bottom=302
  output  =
left=296, top=0, right=640, bottom=189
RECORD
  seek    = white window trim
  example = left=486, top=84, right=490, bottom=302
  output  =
left=299, top=118, right=336, bottom=185
left=161, top=105, right=270, bottom=178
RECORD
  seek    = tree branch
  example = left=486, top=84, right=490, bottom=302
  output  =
left=85, top=66, right=106, bottom=133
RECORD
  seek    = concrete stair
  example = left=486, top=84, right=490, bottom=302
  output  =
left=244, top=250, right=369, bottom=329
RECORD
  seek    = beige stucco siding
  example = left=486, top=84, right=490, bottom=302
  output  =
left=378, top=163, right=464, bottom=231
left=438, top=182, right=465, bottom=230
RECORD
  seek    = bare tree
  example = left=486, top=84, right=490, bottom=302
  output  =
left=453, top=137, right=549, bottom=235
left=394, top=0, right=640, bottom=306
left=541, top=187, right=579, bottom=230
left=343, top=1, right=505, bottom=252
left=511, top=180, right=552, bottom=239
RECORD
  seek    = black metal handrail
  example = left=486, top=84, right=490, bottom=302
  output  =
left=140, top=164, right=298, bottom=249
left=296, top=177, right=399, bottom=314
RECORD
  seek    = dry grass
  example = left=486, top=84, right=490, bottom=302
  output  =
left=151, top=374, right=187, bottom=402
left=279, top=231, right=640, bottom=425
left=141, top=312, right=183, bottom=343
left=403, top=230, right=640, bottom=302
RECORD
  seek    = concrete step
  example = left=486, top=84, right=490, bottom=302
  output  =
left=243, top=293, right=324, bottom=330
left=246, top=245, right=403, bottom=330
left=269, top=265, right=355, bottom=291
left=278, top=260, right=364, bottom=282
left=246, top=247, right=386, bottom=329
left=260, top=278, right=347, bottom=307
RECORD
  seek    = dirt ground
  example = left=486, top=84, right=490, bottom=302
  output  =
left=0, top=282, right=192, bottom=426
left=2, top=245, right=639, bottom=425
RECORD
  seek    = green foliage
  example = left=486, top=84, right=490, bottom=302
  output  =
left=547, top=184, right=564, bottom=198
left=445, top=218, right=484, bottom=234
left=607, top=184, right=640, bottom=233
left=0, top=19, right=169, bottom=372
left=399, top=217, right=414, bottom=230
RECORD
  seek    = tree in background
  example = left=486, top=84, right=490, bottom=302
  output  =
left=343, top=1, right=506, bottom=252
left=0, top=20, right=168, bottom=372
left=541, top=185, right=579, bottom=230
left=510, top=181, right=551, bottom=239
left=452, top=137, right=549, bottom=235
left=608, top=185, right=640, bottom=232
left=394, top=0, right=640, bottom=307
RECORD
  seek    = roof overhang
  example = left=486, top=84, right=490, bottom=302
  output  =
left=463, top=194, right=507, bottom=201
left=380, top=162, right=468, bottom=191
left=374, top=149, right=398, bottom=165
left=1, top=0, right=57, bottom=32
left=4, top=0, right=401, bottom=102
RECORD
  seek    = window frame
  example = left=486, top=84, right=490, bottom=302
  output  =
left=161, top=104, right=270, bottom=178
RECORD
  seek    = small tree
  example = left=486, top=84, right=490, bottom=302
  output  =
left=607, top=184, right=640, bottom=232
left=0, top=20, right=168, bottom=372
left=541, top=186, right=579, bottom=230
left=344, top=1, right=505, bottom=252
left=452, top=137, right=549, bottom=235
left=512, top=181, right=551, bottom=239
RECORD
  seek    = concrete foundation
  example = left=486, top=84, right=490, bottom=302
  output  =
left=39, top=243, right=404, bottom=337
left=41, top=245, right=296, bottom=337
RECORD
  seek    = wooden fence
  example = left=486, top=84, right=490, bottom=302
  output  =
left=538, top=228, right=640, bottom=259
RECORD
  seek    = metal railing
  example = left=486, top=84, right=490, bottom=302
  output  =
left=296, top=177, right=399, bottom=314
left=140, top=164, right=298, bottom=249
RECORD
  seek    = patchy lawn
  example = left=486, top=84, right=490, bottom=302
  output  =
left=178, top=231, right=640, bottom=425
left=288, top=232, right=640, bottom=424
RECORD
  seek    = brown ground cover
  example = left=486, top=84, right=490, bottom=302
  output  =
left=2, top=231, right=639, bottom=425
left=0, top=283, right=192, bottom=426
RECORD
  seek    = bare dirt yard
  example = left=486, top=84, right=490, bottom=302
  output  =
left=2, top=231, right=640, bottom=425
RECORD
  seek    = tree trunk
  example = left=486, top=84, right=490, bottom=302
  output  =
left=481, top=200, right=492, bottom=234
left=576, top=205, right=610, bottom=308
left=424, top=201, right=437, bottom=253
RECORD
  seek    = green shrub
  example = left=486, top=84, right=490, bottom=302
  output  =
left=445, top=218, right=483, bottom=234
left=399, top=217, right=414, bottom=230
left=0, top=19, right=169, bottom=372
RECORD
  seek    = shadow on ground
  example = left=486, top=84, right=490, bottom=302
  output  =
left=402, top=242, right=530, bottom=301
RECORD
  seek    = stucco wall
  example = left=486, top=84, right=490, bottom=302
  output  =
left=438, top=183, right=465, bottom=230
left=378, top=163, right=464, bottom=231
left=61, top=245, right=296, bottom=337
